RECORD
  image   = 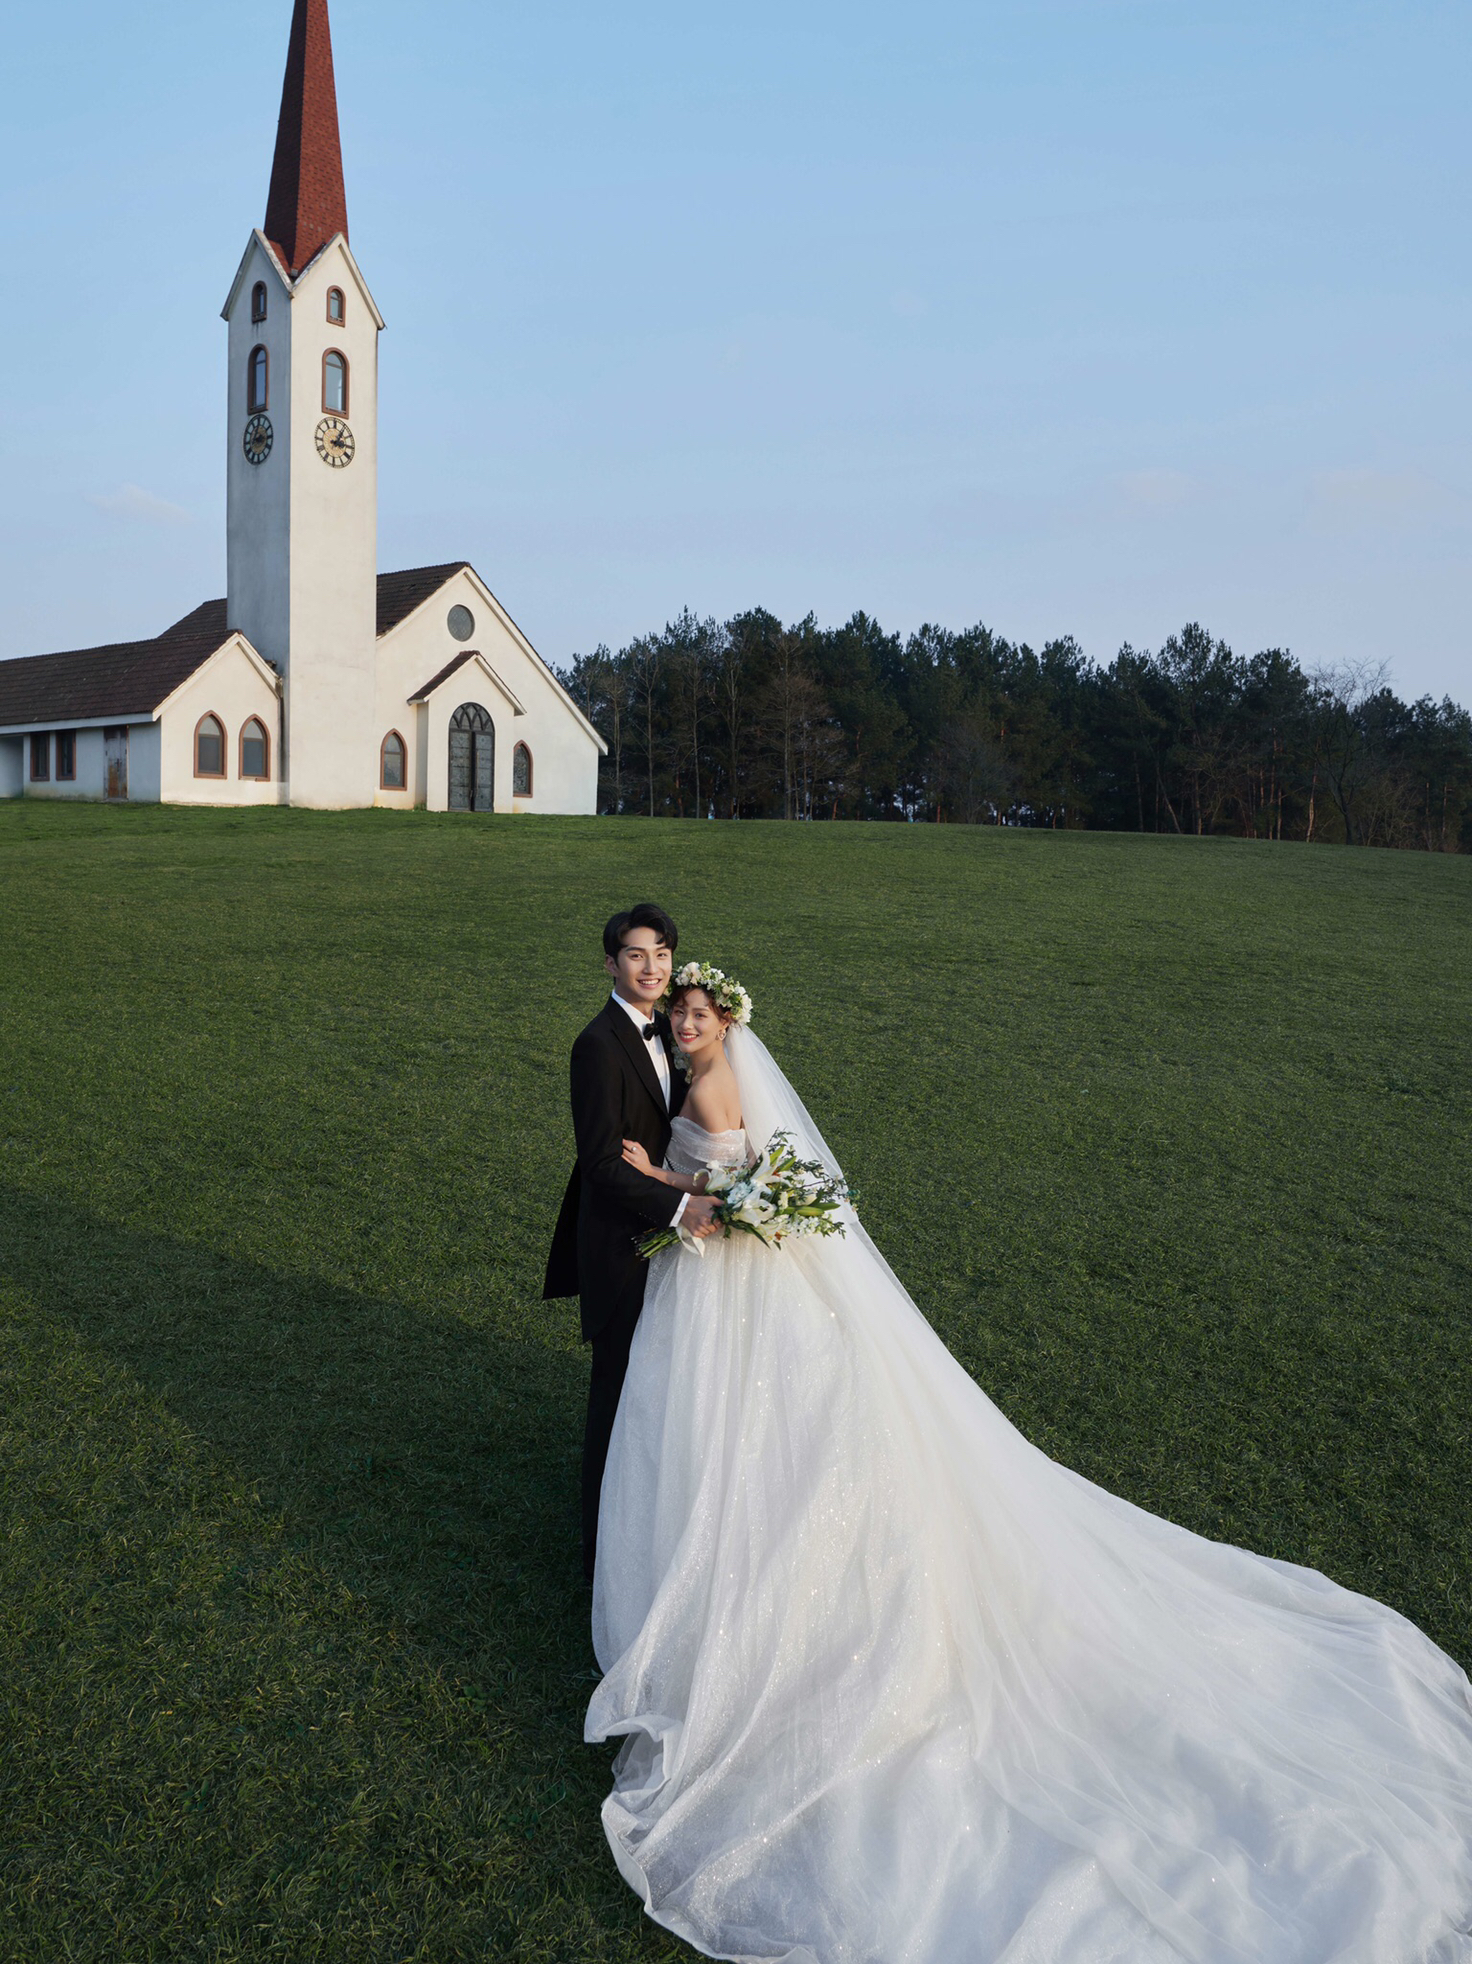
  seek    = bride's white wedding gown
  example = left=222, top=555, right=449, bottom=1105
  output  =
left=587, top=1031, right=1472, bottom=1964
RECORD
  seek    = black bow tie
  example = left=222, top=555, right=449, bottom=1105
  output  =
left=641, top=1021, right=659, bottom=1042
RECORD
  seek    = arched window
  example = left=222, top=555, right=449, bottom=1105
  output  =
left=251, top=281, right=268, bottom=324
left=247, top=345, right=269, bottom=413
left=326, top=286, right=345, bottom=325
left=239, top=718, right=269, bottom=780
left=512, top=742, right=533, bottom=797
left=448, top=703, right=494, bottom=812
left=194, top=713, right=225, bottom=779
left=380, top=730, right=407, bottom=790
left=323, top=349, right=348, bottom=415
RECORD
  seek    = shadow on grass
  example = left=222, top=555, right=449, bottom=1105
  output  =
left=0, top=1183, right=691, bottom=1960
left=0, top=1180, right=591, bottom=1682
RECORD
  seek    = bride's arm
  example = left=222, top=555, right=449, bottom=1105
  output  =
left=621, top=1139, right=706, bottom=1194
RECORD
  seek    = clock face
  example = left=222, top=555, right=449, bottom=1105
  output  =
left=243, top=414, right=273, bottom=465
left=316, top=416, right=356, bottom=468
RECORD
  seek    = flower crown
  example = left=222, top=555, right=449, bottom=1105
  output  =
left=664, top=960, right=753, bottom=1026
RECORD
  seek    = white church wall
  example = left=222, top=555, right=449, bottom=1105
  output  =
left=1, top=726, right=144, bottom=800
left=60, top=727, right=107, bottom=799
left=421, top=690, right=451, bottom=812
left=128, top=723, right=162, bottom=802
left=17, top=737, right=56, bottom=798
left=371, top=701, right=415, bottom=810
left=74, top=728, right=106, bottom=798
left=158, top=643, right=283, bottom=806
left=374, top=598, right=446, bottom=808
left=15, top=728, right=101, bottom=800
left=412, top=702, right=429, bottom=805
left=225, top=235, right=293, bottom=679
left=376, top=568, right=602, bottom=815
left=0, top=737, right=24, bottom=797
left=503, top=650, right=601, bottom=816
left=281, top=240, right=380, bottom=809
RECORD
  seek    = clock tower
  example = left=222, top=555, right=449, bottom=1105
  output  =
left=222, top=0, right=383, bottom=806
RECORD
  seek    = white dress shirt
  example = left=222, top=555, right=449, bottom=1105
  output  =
left=611, top=991, right=688, bottom=1227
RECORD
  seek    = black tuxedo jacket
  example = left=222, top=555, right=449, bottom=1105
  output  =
left=542, top=999, right=687, bottom=1339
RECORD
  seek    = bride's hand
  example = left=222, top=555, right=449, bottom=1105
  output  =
left=622, top=1138, right=657, bottom=1178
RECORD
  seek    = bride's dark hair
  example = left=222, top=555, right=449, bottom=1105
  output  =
left=668, top=979, right=732, bottom=1023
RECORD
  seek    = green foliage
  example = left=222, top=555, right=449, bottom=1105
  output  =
left=560, top=612, right=1472, bottom=847
left=1, top=802, right=1469, bottom=1960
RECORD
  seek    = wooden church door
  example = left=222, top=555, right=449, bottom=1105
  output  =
left=448, top=703, right=494, bottom=811
left=104, top=727, right=128, bottom=800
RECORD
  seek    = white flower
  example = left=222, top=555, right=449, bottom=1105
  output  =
left=660, top=957, right=756, bottom=1026
left=731, top=1189, right=777, bottom=1228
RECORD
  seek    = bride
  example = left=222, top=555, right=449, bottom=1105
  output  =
left=589, top=964, right=1472, bottom=1964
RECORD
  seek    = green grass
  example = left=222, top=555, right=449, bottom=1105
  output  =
left=1, top=802, right=1469, bottom=1961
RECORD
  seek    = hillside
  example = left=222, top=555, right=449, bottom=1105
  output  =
left=1, top=804, right=1468, bottom=1960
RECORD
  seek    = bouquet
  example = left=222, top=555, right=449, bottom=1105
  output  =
left=636, top=1131, right=851, bottom=1259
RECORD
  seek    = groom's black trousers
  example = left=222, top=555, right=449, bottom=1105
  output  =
left=582, top=1267, right=647, bottom=1581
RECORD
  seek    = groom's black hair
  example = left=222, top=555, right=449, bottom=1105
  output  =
left=603, top=903, right=678, bottom=960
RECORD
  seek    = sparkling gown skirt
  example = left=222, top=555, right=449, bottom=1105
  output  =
left=588, top=1132, right=1472, bottom=1964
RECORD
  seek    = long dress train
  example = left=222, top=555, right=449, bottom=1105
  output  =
left=587, top=1035, right=1472, bottom=1964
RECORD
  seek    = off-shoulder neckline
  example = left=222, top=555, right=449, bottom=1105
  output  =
left=671, top=1114, right=746, bottom=1140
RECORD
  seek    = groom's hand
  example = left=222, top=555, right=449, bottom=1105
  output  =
left=682, top=1196, right=721, bottom=1238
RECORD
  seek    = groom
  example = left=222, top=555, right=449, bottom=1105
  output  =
left=543, top=903, right=720, bottom=1580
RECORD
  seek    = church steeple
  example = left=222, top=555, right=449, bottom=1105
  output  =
left=225, top=0, right=382, bottom=806
left=263, top=0, right=349, bottom=278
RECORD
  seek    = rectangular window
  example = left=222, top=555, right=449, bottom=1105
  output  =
left=29, top=732, right=49, bottom=781
left=55, top=730, right=76, bottom=780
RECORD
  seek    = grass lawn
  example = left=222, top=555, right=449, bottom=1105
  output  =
left=1, top=802, right=1469, bottom=1962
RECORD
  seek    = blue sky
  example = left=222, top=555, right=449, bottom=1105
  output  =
left=3, top=0, right=1467, bottom=701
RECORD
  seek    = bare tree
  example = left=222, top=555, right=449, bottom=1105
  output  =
left=715, top=631, right=752, bottom=818
left=575, top=644, right=626, bottom=813
left=667, top=613, right=715, bottom=818
left=938, top=718, right=1019, bottom=824
left=760, top=623, right=820, bottom=818
left=625, top=636, right=662, bottom=817
left=1311, top=659, right=1392, bottom=846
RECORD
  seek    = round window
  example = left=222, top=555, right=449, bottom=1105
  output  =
left=447, top=605, right=475, bottom=642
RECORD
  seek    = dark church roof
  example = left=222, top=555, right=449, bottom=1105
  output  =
left=264, top=0, right=349, bottom=279
left=0, top=567, right=473, bottom=730
left=0, top=602, right=236, bottom=728
left=407, top=649, right=477, bottom=703
left=376, top=562, right=472, bottom=635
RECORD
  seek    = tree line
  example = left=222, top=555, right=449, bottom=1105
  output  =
left=557, top=611, right=1472, bottom=850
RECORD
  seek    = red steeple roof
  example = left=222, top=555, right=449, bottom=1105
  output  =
left=263, top=0, right=348, bottom=278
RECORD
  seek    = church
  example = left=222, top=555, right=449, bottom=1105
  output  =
left=0, top=0, right=603, bottom=813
